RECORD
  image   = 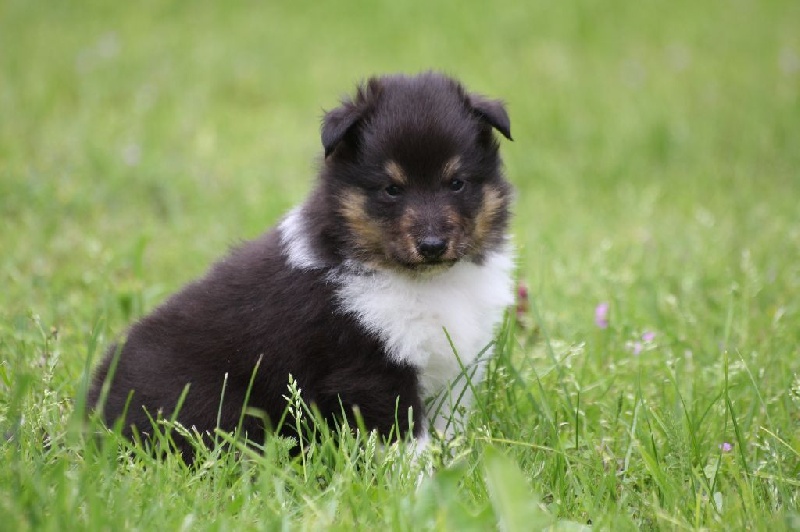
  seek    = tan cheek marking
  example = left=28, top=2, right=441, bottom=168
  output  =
left=442, top=206, right=464, bottom=259
left=444, top=206, right=461, bottom=229
left=384, top=160, right=408, bottom=186
left=473, top=187, right=506, bottom=244
left=398, top=207, right=421, bottom=259
left=442, top=156, right=462, bottom=180
left=338, top=190, right=384, bottom=250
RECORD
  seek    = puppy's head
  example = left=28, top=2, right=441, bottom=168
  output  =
left=320, top=72, right=513, bottom=273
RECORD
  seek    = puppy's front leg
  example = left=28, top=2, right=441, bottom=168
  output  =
left=320, top=363, right=426, bottom=444
left=427, top=362, right=487, bottom=441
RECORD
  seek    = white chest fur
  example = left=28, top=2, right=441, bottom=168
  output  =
left=332, top=251, right=515, bottom=398
left=278, top=210, right=515, bottom=435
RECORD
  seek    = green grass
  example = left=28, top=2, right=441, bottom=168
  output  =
left=2, top=0, right=799, bottom=529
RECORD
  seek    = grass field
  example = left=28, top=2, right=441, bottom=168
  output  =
left=2, top=0, right=799, bottom=529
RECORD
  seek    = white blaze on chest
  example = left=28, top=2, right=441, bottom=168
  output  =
left=333, top=250, right=515, bottom=397
left=279, top=207, right=323, bottom=270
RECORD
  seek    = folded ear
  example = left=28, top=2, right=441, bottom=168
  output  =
left=321, top=105, right=361, bottom=157
left=467, top=94, right=512, bottom=141
left=321, top=78, right=383, bottom=157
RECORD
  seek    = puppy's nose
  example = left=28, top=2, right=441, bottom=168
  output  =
left=417, top=236, right=447, bottom=260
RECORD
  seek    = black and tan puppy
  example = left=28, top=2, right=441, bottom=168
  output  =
left=89, top=72, right=514, bottom=459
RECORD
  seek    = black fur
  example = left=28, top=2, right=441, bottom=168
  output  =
left=89, top=231, right=423, bottom=458
left=88, top=72, right=512, bottom=460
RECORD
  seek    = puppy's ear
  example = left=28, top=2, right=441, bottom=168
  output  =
left=321, top=78, right=383, bottom=157
left=321, top=104, right=361, bottom=158
left=467, top=94, right=513, bottom=141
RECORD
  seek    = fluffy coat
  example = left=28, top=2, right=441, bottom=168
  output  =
left=88, top=72, right=514, bottom=460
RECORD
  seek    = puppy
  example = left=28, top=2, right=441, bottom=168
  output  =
left=88, top=72, right=514, bottom=460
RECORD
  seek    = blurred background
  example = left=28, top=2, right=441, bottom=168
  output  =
left=1, top=2, right=799, bottom=527
left=1, top=0, right=798, bottom=377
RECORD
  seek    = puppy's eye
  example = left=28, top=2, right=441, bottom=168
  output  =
left=385, top=184, right=403, bottom=197
left=448, top=178, right=465, bottom=192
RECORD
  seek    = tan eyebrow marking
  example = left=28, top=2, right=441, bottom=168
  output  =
left=384, top=160, right=408, bottom=185
left=442, top=156, right=462, bottom=179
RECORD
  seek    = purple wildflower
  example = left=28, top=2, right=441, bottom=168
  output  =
left=516, top=282, right=530, bottom=319
left=642, top=331, right=656, bottom=343
left=719, top=442, right=733, bottom=453
left=595, top=302, right=609, bottom=329
left=631, top=342, right=643, bottom=356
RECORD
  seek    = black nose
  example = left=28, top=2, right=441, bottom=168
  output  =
left=417, top=236, right=447, bottom=260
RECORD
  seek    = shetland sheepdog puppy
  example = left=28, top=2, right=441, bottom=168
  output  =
left=89, top=72, right=514, bottom=460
